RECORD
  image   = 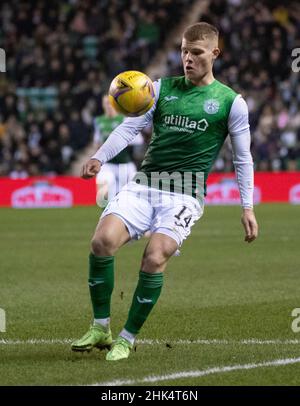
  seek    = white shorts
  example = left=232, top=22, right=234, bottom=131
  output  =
left=100, top=181, right=204, bottom=247
left=96, top=162, right=137, bottom=194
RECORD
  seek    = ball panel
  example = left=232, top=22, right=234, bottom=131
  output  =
left=134, top=97, right=155, bottom=116
left=108, top=70, right=155, bottom=117
left=108, top=94, right=130, bottom=115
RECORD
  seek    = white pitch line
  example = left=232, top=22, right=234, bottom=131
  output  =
left=137, top=338, right=300, bottom=345
left=92, top=356, right=300, bottom=386
left=0, top=339, right=74, bottom=345
left=1, top=338, right=300, bottom=345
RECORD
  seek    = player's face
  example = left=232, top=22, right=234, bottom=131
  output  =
left=181, top=38, right=219, bottom=85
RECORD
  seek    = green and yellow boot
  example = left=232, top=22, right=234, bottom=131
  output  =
left=71, top=324, right=112, bottom=352
left=106, top=336, right=133, bottom=361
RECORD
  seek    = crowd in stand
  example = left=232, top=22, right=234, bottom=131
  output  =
left=0, top=0, right=298, bottom=177
left=0, top=0, right=193, bottom=176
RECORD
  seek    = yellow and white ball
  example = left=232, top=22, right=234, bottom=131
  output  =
left=109, top=70, right=155, bottom=117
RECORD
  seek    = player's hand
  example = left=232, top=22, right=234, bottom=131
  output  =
left=80, top=159, right=101, bottom=179
left=241, top=208, right=258, bottom=243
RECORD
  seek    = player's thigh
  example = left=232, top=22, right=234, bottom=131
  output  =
left=92, top=214, right=131, bottom=251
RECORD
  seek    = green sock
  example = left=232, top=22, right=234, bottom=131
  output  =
left=88, top=253, right=114, bottom=319
left=125, top=271, right=164, bottom=335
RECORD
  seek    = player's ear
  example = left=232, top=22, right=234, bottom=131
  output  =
left=212, top=47, right=220, bottom=60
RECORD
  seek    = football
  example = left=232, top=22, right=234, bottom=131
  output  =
left=108, top=70, right=155, bottom=117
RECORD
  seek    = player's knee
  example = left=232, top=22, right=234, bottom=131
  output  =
left=91, top=234, right=117, bottom=256
left=142, top=252, right=166, bottom=272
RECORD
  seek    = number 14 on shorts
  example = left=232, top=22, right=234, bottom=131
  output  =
left=174, top=206, right=193, bottom=228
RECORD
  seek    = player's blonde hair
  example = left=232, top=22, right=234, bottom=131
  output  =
left=183, top=22, right=219, bottom=42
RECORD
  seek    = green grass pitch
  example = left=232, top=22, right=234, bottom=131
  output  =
left=0, top=204, right=300, bottom=386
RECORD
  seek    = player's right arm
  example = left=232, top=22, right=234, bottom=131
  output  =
left=81, top=159, right=101, bottom=179
left=80, top=80, right=161, bottom=179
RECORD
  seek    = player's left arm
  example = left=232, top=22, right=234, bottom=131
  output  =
left=228, top=95, right=258, bottom=243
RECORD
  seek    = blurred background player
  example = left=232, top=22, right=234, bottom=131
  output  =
left=93, top=95, right=145, bottom=206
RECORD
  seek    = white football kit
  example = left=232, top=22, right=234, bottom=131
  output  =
left=101, top=181, right=203, bottom=246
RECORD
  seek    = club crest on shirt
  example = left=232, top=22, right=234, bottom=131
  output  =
left=204, top=99, right=220, bottom=114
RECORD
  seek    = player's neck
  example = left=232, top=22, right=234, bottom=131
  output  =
left=190, top=72, right=215, bottom=87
